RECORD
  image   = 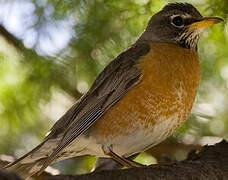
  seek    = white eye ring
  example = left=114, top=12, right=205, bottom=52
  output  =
left=171, top=15, right=184, bottom=28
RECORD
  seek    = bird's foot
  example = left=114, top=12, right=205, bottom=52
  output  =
left=102, top=145, right=145, bottom=168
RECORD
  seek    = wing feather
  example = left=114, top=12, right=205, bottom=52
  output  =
left=31, top=42, right=151, bottom=172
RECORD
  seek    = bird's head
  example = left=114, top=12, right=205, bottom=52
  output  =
left=139, top=3, right=223, bottom=50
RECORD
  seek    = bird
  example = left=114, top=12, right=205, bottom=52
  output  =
left=5, top=2, right=223, bottom=179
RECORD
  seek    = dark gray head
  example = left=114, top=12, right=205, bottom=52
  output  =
left=139, top=3, right=223, bottom=50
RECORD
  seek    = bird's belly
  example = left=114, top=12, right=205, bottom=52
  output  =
left=90, top=81, right=191, bottom=157
left=107, top=112, right=182, bottom=157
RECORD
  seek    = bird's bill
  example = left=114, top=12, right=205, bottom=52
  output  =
left=190, top=17, right=223, bottom=29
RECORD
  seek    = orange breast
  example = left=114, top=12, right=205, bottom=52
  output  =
left=91, top=42, right=200, bottom=142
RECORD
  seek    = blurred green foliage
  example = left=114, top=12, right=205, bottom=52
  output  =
left=0, top=0, right=227, bottom=174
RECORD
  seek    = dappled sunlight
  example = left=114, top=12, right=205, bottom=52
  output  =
left=41, top=88, right=74, bottom=122
left=76, top=81, right=89, bottom=94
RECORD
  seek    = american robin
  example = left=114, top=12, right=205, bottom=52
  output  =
left=6, top=3, right=223, bottom=178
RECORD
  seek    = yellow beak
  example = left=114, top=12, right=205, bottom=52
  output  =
left=190, top=17, right=223, bottom=29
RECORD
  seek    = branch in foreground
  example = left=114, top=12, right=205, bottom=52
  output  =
left=44, top=140, right=228, bottom=180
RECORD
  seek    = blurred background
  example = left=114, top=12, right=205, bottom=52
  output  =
left=0, top=0, right=227, bottom=175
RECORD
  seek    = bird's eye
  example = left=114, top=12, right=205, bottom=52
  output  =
left=171, top=16, right=184, bottom=27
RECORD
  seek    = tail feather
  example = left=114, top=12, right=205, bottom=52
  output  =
left=5, top=140, right=46, bottom=168
left=4, top=134, right=89, bottom=179
left=6, top=160, right=45, bottom=179
left=4, top=140, right=52, bottom=179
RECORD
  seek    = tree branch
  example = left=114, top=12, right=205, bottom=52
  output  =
left=0, top=24, right=82, bottom=99
left=0, top=25, right=23, bottom=50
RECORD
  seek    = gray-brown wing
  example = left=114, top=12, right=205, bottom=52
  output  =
left=40, top=42, right=151, bottom=171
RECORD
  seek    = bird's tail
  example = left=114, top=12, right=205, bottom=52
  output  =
left=6, top=159, right=45, bottom=179
left=4, top=140, right=52, bottom=179
left=5, top=135, right=88, bottom=179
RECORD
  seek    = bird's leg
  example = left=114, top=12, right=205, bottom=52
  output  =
left=125, top=156, right=145, bottom=167
left=102, top=145, right=144, bottom=168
